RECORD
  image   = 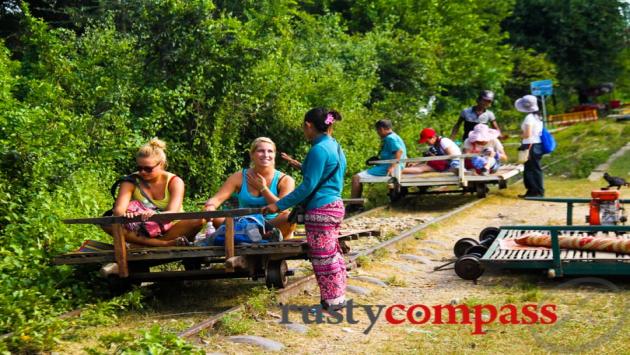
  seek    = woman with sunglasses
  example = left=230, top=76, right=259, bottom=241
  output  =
left=105, top=138, right=202, bottom=246
left=203, top=137, right=296, bottom=238
left=263, top=107, right=347, bottom=312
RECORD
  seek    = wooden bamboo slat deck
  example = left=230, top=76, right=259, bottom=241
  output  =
left=52, top=229, right=380, bottom=266
left=485, top=229, right=630, bottom=262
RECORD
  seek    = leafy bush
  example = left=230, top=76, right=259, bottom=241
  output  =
left=544, top=122, right=629, bottom=178
left=217, top=312, right=255, bottom=336
left=0, top=0, right=597, bottom=351
left=85, top=325, right=203, bottom=355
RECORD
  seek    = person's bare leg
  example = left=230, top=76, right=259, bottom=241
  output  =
left=270, top=211, right=296, bottom=238
left=212, top=217, right=225, bottom=229
left=101, top=225, right=113, bottom=235
left=351, top=174, right=363, bottom=198
left=122, top=231, right=177, bottom=247
left=163, top=219, right=204, bottom=241
left=402, top=164, right=435, bottom=174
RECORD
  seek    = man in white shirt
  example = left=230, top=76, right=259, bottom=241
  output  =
left=451, top=90, right=502, bottom=142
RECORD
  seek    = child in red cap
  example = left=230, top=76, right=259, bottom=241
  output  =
left=404, top=128, right=462, bottom=174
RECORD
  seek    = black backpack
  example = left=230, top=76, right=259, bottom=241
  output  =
left=103, top=173, right=150, bottom=216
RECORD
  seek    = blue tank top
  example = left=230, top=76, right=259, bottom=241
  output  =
left=238, top=169, right=281, bottom=220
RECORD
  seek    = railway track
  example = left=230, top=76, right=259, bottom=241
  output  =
left=23, top=192, right=491, bottom=347
left=176, top=196, right=484, bottom=340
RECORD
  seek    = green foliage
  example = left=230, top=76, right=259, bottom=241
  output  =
left=607, top=148, right=630, bottom=179
left=217, top=312, right=255, bottom=336
left=384, top=275, right=407, bottom=287
left=76, top=289, right=145, bottom=327
left=0, top=0, right=624, bottom=351
left=544, top=122, right=629, bottom=178
left=2, top=288, right=145, bottom=352
left=242, top=286, right=275, bottom=318
left=505, top=47, right=557, bottom=107
left=504, top=0, right=629, bottom=96
left=85, top=325, right=203, bottom=355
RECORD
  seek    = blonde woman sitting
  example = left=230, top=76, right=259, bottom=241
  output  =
left=105, top=138, right=203, bottom=247
left=203, top=137, right=296, bottom=238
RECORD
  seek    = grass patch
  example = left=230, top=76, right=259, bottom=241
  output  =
left=372, top=248, right=390, bottom=260
left=375, top=286, right=630, bottom=354
left=503, top=121, right=629, bottom=178
left=355, top=255, right=372, bottom=268
left=241, top=286, right=275, bottom=318
left=216, top=312, right=254, bottom=335
left=607, top=146, right=630, bottom=178
left=396, top=241, right=416, bottom=254
left=385, top=276, right=408, bottom=287
left=84, top=325, right=203, bottom=354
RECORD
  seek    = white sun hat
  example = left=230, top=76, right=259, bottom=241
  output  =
left=514, top=94, right=539, bottom=113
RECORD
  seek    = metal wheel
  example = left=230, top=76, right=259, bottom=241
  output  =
left=478, top=227, right=500, bottom=245
left=340, top=240, right=351, bottom=254
left=475, top=183, right=488, bottom=198
left=388, top=178, right=405, bottom=203
left=453, top=238, right=480, bottom=258
left=388, top=188, right=402, bottom=203
left=107, top=277, right=136, bottom=295
left=416, top=186, right=429, bottom=194
left=265, top=259, right=288, bottom=289
left=182, top=259, right=202, bottom=271
left=455, top=255, right=484, bottom=280
left=464, top=245, right=488, bottom=258
left=106, top=262, right=148, bottom=294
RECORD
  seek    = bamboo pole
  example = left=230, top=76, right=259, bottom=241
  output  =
left=112, top=223, right=129, bottom=277
left=225, top=217, right=235, bottom=272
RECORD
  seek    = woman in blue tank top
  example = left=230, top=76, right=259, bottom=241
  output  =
left=203, top=137, right=296, bottom=238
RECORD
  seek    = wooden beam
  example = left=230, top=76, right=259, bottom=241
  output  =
left=369, top=154, right=479, bottom=165
left=224, top=217, right=235, bottom=272
left=63, top=208, right=263, bottom=225
left=342, top=198, right=366, bottom=205
left=112, top=224, right=129, bottom=277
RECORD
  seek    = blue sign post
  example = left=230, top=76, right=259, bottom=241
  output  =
left=531, top=79, right=553, bottom=125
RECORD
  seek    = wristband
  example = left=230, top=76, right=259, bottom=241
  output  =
left=260, top=186, right=268, bottom=193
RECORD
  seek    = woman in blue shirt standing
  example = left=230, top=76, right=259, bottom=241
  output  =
left=263, top=107, right=347, bottom=311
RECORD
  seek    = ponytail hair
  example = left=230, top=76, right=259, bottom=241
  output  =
left=304, top=107, right=342, bottom=133
left=137, top=137, right=168, bottom=168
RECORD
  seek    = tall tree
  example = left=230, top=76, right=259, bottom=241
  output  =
left=503, top=0, right=629, bottom=102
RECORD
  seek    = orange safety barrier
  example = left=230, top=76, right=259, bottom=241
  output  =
left=548, top=109, right=598, bottom=127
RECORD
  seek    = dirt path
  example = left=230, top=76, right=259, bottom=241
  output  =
left=200, top=181, right=630, bottom=354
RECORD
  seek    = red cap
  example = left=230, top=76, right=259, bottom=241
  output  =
left=418, top=128, right=436, bottom=143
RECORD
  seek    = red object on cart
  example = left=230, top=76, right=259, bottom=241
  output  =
left=588, top=190, right=623, bottom=225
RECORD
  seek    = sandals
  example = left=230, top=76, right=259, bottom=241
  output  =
left=174, top=236, right=192, bottom=246
left=320, top=299, right=347, bottom=312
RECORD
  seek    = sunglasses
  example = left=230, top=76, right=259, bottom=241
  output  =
left=136, top=162, right=161, bottom=173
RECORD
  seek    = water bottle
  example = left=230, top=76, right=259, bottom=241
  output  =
left=193, top=223, right=216, bottom=246
left=245, top=224, right=262, bottom=242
